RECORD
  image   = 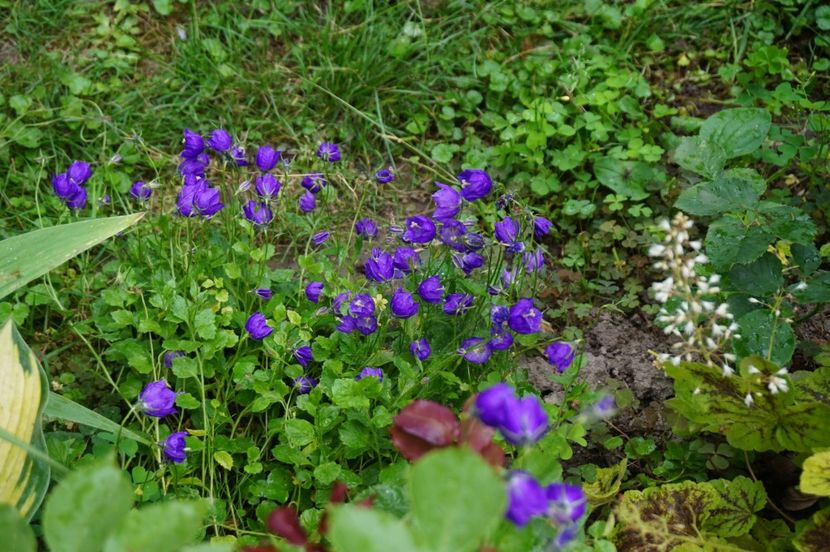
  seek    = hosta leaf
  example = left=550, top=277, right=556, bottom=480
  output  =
left=0, top=320, right=50, bottom=520
left=0, top=213, right=144, bottom=301
left=800, top=451, right=830, bottom=497
left=705, top=476, right=766, bottom=537
left=700, top=108, right=771, bottom=159
left=794, top=507, right=830, bottom=552
left=584, top=458, right=627, bottom=506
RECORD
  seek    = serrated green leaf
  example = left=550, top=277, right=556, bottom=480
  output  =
left=675, top=177, right=762, bottom=216
left=705, top=476, right=766, bottom=537
left=733, top=309, right=795, bottom=366
left=794, top=507, right=830, bottom=552
left=592, top=158, right=656, bottom=200
left=700, top=108, right=771, bottom=158
left=673, top=136, right=726, bottom=177
left=705, top=216, right=773, bottom=270
left=213, top=451, right=234, bottom=470
left=791, top=272, right=830, bottom=304
left=728, top=254, right=783, bottom=296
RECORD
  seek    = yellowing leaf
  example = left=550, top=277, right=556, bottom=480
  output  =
left=584, top=458, right=627, bottom=506
left=801, top=452, right=830, bottom=497
left=0, top=320, right=50, bottom=520
left=213, top=451, right=234, bottom=470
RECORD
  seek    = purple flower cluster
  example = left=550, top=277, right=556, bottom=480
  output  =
left=334, top=292, right=379, bottom=336
left=504, top=470, right=587, bottom=539
left=475, top=383, right=549, bottom=446
left=52, top=161, right=92, bottom=209
left=137, top=379, right=188, bottom=464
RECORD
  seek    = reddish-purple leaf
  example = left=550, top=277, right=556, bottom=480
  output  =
left=391, top=425, right=444, bottom=461
left=460, top=416, right=505, bottom=467
left=393, top=400, right=459, bottom=446
left=267, top=506, right=307, bottom=545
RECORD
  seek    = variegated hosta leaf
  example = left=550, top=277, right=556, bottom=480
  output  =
left=0, top=319, right=50, bottom=520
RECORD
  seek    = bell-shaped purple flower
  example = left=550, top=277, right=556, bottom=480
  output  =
left=499, top=395, right=549, bottom=446
left=176, top=180, right=206, bottom=217
left=129, top=181, right=153, bottom=200
left=139, top=380, right=178, bottom=417
left=305, top=281, right=324, bottom=303
left=402, top=215, right=436, bottom=244
left=255, top=174, right=281, bottom=199
left=163, top=350, right=184, bottom=369
left=231, top=146, right=248, bottom=166
left=294, top=376, right=317, bottom=394
left=193, top=185, right=224, bottom=217
left=475, top=383, right=516, bottom=427
left=491, top=305, right=509, bottom=326
left=256, top=145, right=281, bottom=171
left=458, top=169, right=492, bottom=201
left=355, top=218, right=378, bottom=239
left=333, top=291, right=352, bottom=316
left=545, top=342, right=575, bottom=373
left=163, top=431, right=188, bottom=463
left=439, top=219, right=467, bottom=251
left=349, top=293, right=375, bottom=318
left=432, top=182, right=462, bottom=221
left=391, top=288, right=419, bottom=319
left=417, top=275, right=444, bottom=304
left=181, top=129, right=204, bottom=159
left=375, top=168, right=395, bottom=184
left=245, top=312, right=273, bottom=340
left=488, top=329, right=514, bottom=351
left=312, top=231, right=330, bottom=247
left=356, top=367, right=383, bottom=381
left=178, top=155, right=209, bottom=177
left=67, top=161, right=93, bottom=185
left=207, top=128, right=233, bottom=152
left=255, top=288, right=273, bottom=300
left=546, top=483, right=587, bottom=525
left=524, top=248, right=545, bottom=273
left=459, top=337, right=492, bottom=364
left=506, top=471, right=548, bottom=527
left=495, top=217, right=520, bottom=246
left=463, top=232, right=485, bottom=251
left=242, top=200, right=274, bottom=225
left=294, top=346, right=313, bottom=367
left=354, top=315, right=378, bottom=335
left=317, top=142, right=341, bottom=162
left=52, top=173, right=75, bottom=198
left=444, top=293, right=473, bottom=315
left=64, top=187, right=88, bottom=209
left=534, top=216, right=553, bottom=238
left=301, top=173, right=327, bottom=194
left=508, top=298, right=542, bottom=334
left=453, top=252, right=484, bottom=275
left=393, top=247, right=421, bottom=275
left=298, top=191, right=316, bottom=213
left=364, top=249, right=394, bottom=283
left=410, top=338, right=431, bottom=361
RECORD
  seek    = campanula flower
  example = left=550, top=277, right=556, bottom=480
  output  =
left=178, top=155, right=209, bottom=177
left=129, top=181, right=153, bottom=200
left=534, top=216, right=553, bottom=238
left=391, top=288, right=419, bottom=319
left=375, top=168, right=395, bottom=184
left=245, top=312, right=273, bottom=340
left=501, top=267, right=519, bottom=288
left=444, top=293, right=473, bottom=315
left=301, top=173, right=327, bottom=194
left=255, top=174, right=281, bottom=198
left=207, top=128, right=233, bottom=152
left=475, top=383, right=515, bottom=427
left=505, top=471, right=548, bottom=527
left=64, top=187, right=88, bottom=209
left=139, top=380, right=178, bottom=417
left=524, top=248, right=545, bottom=272
left=439, top=219, right=467, bottom=251
left=336, top=316, right=356, bottom=334
left=348, top=293, right=375, bottom=318
left=294, top=346, right=313, bottom=367
left=488, top=329, right=514, bottom=351
left=193, top=185, right=224, bottom=217
left=256, top=145, right=281, bottom=171
left=242, top=200, right=274, bottom=225
left=364, top=249, right=394, bottom=283
left=432, top=182, right=462, bottom=221
left=508, top=298, right=542, bottom=334
left=498, top=395, right=549, bottom=446
left=333, top=292, right=352, bottom=316
left=417, top=275, right=444, bottom=304
left=67, top=160, right=93, bottom=185
left=231, top=146, right=248, bottom=166
left=545, top=342, right=575, bottom=373
left=312, top=231, right=330, bottom=247
left=354, top=315, right=378, bottom=335
left=181, top=129, right=204, bottom=159
left=298, top=191, right=316, bottom=213
left=176, top=180, right=206, bottom=217
left=305, top=281, right=324, bottom=303
left=355, top=218, right=378, bottom=239
left=491, top=305, right=509, bottom=326
left=463, top=232, right=485, bottom=251
left=554, top=526, right=579, bottom=550
left=586, top=395, right=616, bottom=421
left=458, top=169, right=492, bottom=201
left=52, top=173, right=75, bottom=198
left=402, top=215, right=436, bottom=244
left=459, top=337, right=492, bottom=364
left=356, top=367, right=383, bottom=381
left=255, top=288, right=273, bottom=300
left=452, top=252, right=484, bottom=275
left=495, top=217, right=520, bottom=246
left=317, top=142, right=341, bottom=162
left=410, top=338, right=431, bottom=361
left=496, top=193, right=514, bottom=210
left=163, top=350, right=184, bottom=369
left=393, top=247, right=421, bottom=275
left=163, top=431, right=188, bottom=463
left=294, top=376, right=317, bottom=394
left=546, top=483, right=587, bottom=525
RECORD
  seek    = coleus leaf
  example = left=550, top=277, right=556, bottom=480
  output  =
left=391, top=400, right=459, bottom=462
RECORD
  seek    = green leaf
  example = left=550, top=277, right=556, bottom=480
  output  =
left=733, top=309, right=795, bottom=366
left=758, top=202, right=817, bottom=245
left=172, top=356, right=199, bottom=379
left=409, top=448, right=506, bottom=552
left=104, top=500, right=206, bottom=552
left=213, top=451, right=234, bottom=470
left=705, top=476, right=766, bottom=537
left=791, top=272, right=830, bottom=304
left=0, top=504, right=36, bottom=552
left=45, top=392, right=151, bottom=445
left=705, top=216, right=773, bottom=270
left=700, top=108, right=771, bottom=159
left=283, top=418, right=316, bottom=447
left=801, top=452, right=830, bottom=497
left=592, top=158, right=656, bottom=200
left=194, top=308, right=216, bottom=340
left=329, top=505, right=422, bottom=552
left=0, top=214, right=144, bottom=301
left=43, top=459, right=134, bottom=552
left=0, top=320, right=50, bottom=520
left=331, top=379, right=371, bottom=409
left=728, top=254, right=783, bottom=296
left=673, top=136, right=726, bottom=177
left=151, top=0, right=173, bottom=15
left=674, top=177, right=762, bottom=216
left=314, top=461, right=343, bottom=485
left=794, top=507, right=830, bottom=552
left=584, top=459, right=627, bottom=506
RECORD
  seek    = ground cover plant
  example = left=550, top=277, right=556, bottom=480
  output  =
left=1, top=0, right=830, bottom=551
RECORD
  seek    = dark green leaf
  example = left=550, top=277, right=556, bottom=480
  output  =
left=733, top=310, right=795, bottom=366
left=705, top=217, right=773, bottom=270
left=728, top=254, right=783, bottom=296
left=700, top=108, right=771, bottom=158
left=675, top=177, right=761, bottom=216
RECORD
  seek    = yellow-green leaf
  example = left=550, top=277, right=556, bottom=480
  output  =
left=213, top=451, right=234, bottom=470
left=584, top=458, right=627, bottom=506
left=0, top=319, right=50, bottom=520
left=801, top=451, right=830, bottom=497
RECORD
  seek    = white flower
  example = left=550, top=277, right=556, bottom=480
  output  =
left=747, top=364, right=760, bottom=375
left=722, top=364, right=734, bottom=377
left=744, top=393, right=754, bottom=407
left=648, top=244, right=667, bottom=257
left=768, top=376, right=788, bottom=394
left=794, top=282, right=808, bottom=291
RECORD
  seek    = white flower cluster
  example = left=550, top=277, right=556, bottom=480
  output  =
left=649, top=213, right=738, bottom=376
left=743, top=364, right=790, bottom=406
